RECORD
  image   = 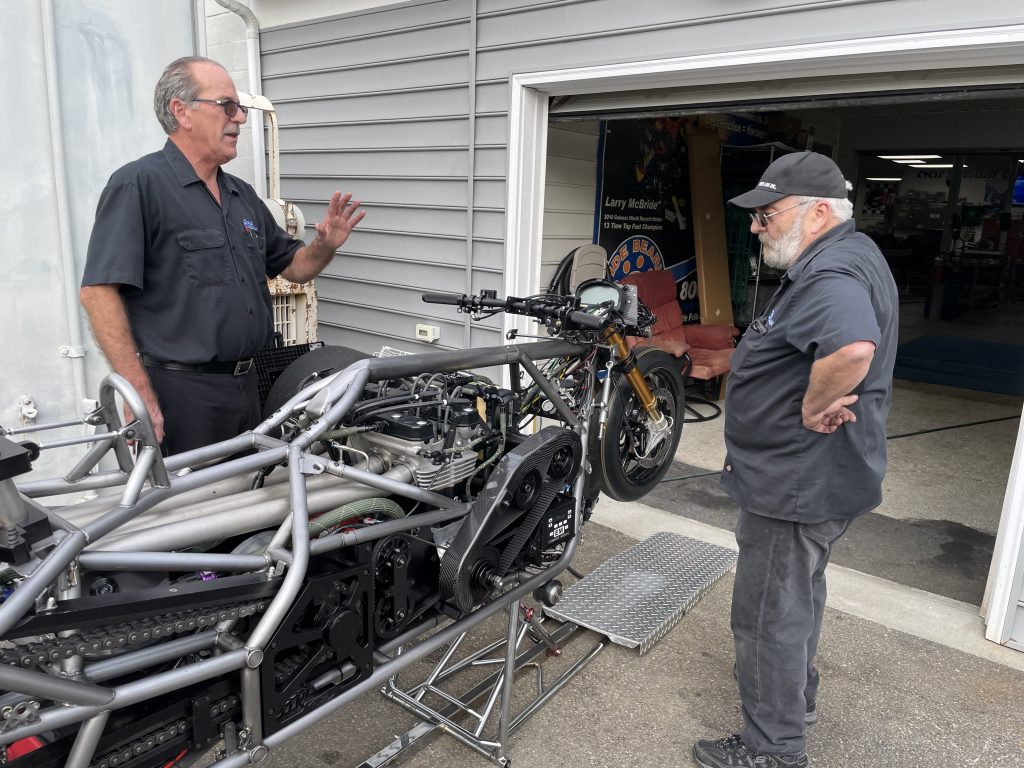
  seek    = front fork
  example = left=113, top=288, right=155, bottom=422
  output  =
left=595, top=330, right=673, bottom=455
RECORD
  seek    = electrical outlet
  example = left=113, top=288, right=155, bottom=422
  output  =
left=415, top=324, right=440, bottom=343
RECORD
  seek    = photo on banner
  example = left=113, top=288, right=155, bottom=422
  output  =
left=595, top=118, right=699, bottom=322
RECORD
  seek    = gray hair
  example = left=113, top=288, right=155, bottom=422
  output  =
left=153, top=56, right=223, bottom=135
left=795, top=195, right=854, bottom=223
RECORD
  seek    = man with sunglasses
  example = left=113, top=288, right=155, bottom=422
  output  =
left=80, top=56, right=364, bottom=455
left=692, top=152, right=898, bottom=768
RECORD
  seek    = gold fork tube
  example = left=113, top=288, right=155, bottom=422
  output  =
left=604, top=330, right=660, bottom=417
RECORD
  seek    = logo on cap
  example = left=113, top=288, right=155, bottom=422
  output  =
left=758, top=182, right=778, bottom=190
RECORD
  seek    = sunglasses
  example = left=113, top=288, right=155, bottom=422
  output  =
left=192, top=98, right=248, bottom=118
left=749, top=200, right=812, bottom=227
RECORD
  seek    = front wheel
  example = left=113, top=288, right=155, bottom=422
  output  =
left=597, top=348, right=684, bottom=501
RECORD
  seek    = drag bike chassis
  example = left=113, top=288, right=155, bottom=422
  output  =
left=0, top=338, right=633, bottom=768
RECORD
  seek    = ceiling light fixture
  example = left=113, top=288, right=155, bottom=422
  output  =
left=877, top=154, right=942, bottom=160
left=912, top=164, right=954, bottom=169
left=866, top=177, right=902, bottom=181
left=891, top=159, right=927, bottom=164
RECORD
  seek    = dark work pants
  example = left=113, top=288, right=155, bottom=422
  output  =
left=146, top=366, right=261, bottom=456
left=732, top=509, right=851, bottom=755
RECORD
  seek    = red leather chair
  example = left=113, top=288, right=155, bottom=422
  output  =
left=619, top=269, right=738, bottom=404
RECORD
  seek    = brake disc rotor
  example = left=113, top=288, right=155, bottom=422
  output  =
left=629, top=386, right=673, bottom=468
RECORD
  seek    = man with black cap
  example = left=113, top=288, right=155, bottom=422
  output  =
left=692, top=152, right=898, bottom=768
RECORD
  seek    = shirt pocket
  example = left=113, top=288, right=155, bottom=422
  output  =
left=242, top=233, right=267, bottom=268
left=177, top=228, right=228, bottom=288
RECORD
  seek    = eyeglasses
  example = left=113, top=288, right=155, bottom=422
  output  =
left=749, top=200, right=812, bottom=227
left=191, top=98, right=248, bottom=118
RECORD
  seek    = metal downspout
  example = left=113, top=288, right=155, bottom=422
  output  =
left=41, top=0, right=88, bottom=420
left=463, top=2, right=478, bottom=350
left=191, top=0, right=208, bottom=56
left=213, top=0, right=267, bottom=199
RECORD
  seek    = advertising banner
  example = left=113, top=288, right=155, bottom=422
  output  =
left=595, top=118, right=699, bottom=322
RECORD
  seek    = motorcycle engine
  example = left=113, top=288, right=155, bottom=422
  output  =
left=347, top=397, right=486, bottom=491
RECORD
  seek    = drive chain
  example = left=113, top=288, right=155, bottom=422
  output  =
left=0, top=600, right=267, bottom=669
left=89, top=692, right=240, bottom=768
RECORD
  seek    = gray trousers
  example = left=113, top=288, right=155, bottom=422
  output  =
left=732, top=509, right=850, bottom=755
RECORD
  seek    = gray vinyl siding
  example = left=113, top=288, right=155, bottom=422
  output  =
left=260, top=0, right=1022, bottom=354
left=542, top=121, right=601, bottom=287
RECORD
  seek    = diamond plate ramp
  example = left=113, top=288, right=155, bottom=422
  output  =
left=544, top=532, right=736, bottom=654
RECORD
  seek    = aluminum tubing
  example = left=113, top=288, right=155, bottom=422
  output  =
left=93, top=466, right=411, bottom=552
left=0, top=649, right=247, bottom=746
left=0, top=530, right=87, bottom=637
left=60, top=467, right=291, bottom=526
left=73, top=452, right=375, bottom=534
left=65, top=710, right=111, bottom=768
left=519, top=355, right=580, bottom=428
left=81, top=446, right=289, bottom=543
left=86, top=630, right=219, bottom=683
left=255, top=368, right=344, bottom=435
left=65, top=466, right=299, bottom=532
left=120, top=445, right=157, bottom=506
left=295, top=365, right=370, bottom=449
left=324, top=461, right=466, bottom=512
left=364, top=341, right=587, bottom=382
left=208, top=537, right=580, bottom=768
left=241, top=666, right=263, bottom=748
left=246, top=445, right=310, bottom=652
left=0, top=664, right=114, bottom=707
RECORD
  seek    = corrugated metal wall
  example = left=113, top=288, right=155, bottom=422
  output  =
left=259, top=0, right=1023, bottom=355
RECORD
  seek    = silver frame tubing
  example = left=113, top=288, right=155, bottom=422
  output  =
left=0, top=339, right=592, bottom=768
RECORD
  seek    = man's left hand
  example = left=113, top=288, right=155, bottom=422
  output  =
left=803, top=394, right=858, bottom=433
left=313, top=191, right=364, bottom=252
left=282, top=191, right=365, bottom=283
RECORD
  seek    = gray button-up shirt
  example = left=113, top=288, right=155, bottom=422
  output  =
left=82, top=140, right=302, bottom=364
left=721, top=220, right=899, bottom=523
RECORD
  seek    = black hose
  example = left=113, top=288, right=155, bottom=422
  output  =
left=886, top=414, right=1020, bottom=440
left=655, top=414, right=1021, bottom=485
left=658, top=469, right=721, bottom=484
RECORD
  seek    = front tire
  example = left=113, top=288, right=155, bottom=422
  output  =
left=598, top=348, right=684, bottom=501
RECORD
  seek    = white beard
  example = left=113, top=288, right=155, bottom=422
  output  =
left=760, top=212, right=808, bottom=270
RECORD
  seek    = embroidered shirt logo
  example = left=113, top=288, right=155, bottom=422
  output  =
left=767, top=309, right=776, bottom=327
left=242, top=218, right=259, bottom=237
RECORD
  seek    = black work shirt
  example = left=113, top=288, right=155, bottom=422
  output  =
left=82, top=140, right=301, bottom=364
left=721, top=221, right=899, bottom=523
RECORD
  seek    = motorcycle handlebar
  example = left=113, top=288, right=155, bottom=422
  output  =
left=421, top=292, right=468, bottom=306
left=422, top=291, right=608, bottom=331
left=567, top=310, right=606, bottom=330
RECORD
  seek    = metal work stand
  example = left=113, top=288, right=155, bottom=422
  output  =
left=359, top=533, right=735, bottom=766
left=360, top=603, right=604, bottom=767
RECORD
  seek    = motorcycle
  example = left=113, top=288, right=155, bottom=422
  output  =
left=0, top=278, right=684, bottom=768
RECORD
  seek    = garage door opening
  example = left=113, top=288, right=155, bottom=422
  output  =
left=524, top=77, right=1024, bottom=645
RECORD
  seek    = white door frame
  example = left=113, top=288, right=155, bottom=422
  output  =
left=502, top=23, right=1024, bottom=645
left=984, top=405, right=1024, bottom=645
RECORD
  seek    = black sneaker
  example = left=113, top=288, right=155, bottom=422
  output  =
left=805, top=701, right=817, bottom=725
left=692, top=735, right=808, bottom=768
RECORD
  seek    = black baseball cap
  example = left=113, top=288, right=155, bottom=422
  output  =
left=728, top=151, right=849, bottom=209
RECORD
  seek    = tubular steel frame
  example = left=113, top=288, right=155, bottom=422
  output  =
left=1, top=339, right=601, bottom=768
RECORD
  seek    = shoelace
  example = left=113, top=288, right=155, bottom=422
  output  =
left=718, top=735, right=751, bottom=755
left=715, top=735, right=764, bottom=765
